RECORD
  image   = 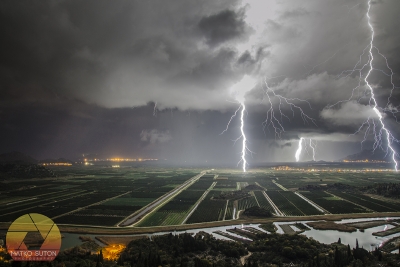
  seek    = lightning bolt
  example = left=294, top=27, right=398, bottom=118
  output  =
left=221, top=101, right=251, bottom=172
left=221, top=75, right=255, bottom=172
left=328, top=0, right=399, bottom=170
left=220, top=105, right=242, bottom=135
left=239, top=102, right=248, bottom=172
left=295, top=138, right=317, bottom=162
left=295, top=137, right=304, bottom=162
left=364, top=0, right=398, bottom=171
left=261, top=78, right=317, bottom=162
left=263, top=79, right=316, bottom=139
left=153, top=102, right=157, bottom=117
left=309, top=139, right=317, bottom=161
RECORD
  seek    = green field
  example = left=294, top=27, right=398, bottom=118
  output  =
left=300, top=191, right=369, bottom=214
left=1, top=165, right=399, bottom=227
left=103, top=198, right=156, bottom=206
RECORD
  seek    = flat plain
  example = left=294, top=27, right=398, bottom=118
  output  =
left=1, top=163, right=400, bottom=230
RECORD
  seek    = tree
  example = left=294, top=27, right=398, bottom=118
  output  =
left=346, top=244, right=353, bottom=264
left=337, top=238, right=341, bottom=244
left=334, top=247, right=339, bottom=266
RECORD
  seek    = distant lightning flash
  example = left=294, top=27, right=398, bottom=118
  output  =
left=295, top=138, right=317, bottom=162
left=153, top=102, right=157, bottom=117
left=309, top=139, right=317, bottom=161
left=330, top=0, right=399, bottom=170
left=295, top=137, right=304, bottom=162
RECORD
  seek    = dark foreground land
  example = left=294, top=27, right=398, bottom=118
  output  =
left=1, top=164, right=400, bottom=266
left=1, top=231, right=399, bottom=267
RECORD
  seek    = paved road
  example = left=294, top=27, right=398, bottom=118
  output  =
left=119, top=170, right=207, bottom=226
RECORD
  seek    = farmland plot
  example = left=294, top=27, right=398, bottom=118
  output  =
left=301, top=191, right=369, bottom=214
left=224, top=200, right=234, bottom=220
left=279, top=191, right=322, bottom=215
left=265, top=191, right=303, bottom=216
left=253, top=191, right=275, bottom=213
left=237, top=196, right=259, bottom=211
left=329, top=191, right=400, bottom=212
left=138, top=183, right=207, bottom=226
left=185, top=191, right=226, bottom=224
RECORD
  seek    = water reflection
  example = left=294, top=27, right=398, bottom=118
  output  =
left=274, top=217, right=400, bottom=252
left=61, top=217, right=400, bottom=253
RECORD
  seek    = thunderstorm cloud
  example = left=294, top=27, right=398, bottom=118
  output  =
left=0, top=0, right=399, bottom=163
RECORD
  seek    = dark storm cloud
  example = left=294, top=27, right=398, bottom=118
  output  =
left=140, top=129, right=172, bottom=144
left=1, top=0, right=400, bottom=163
left=198, top=9, right=250, bottom=46
left=0, top=0, right=249, bottom=111
left=268, top=141, right=292, bottom=149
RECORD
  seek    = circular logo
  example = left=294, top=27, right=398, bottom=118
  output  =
left=6, top=213, right=61, bottom=261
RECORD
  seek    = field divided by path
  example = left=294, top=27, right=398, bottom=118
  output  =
left=300, top=191, right=369, bottom=214
left=328, top=191, right=400, bottom=212
left=265, top=191, right=303, bottom=216
left=0, top=169, right=200, bottom=226
left=137, top=174, right=214, bottom=226
left=253, top=191, right=275, bottom=213
left=185, top=190, right=226, bottom=224
left=264, top=191, right=323, bottom=216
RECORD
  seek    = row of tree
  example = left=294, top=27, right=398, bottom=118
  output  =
left=1, top=232, right=399, bottom=267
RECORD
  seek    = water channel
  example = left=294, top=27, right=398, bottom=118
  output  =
left=61, top=217, right=400, bottom=254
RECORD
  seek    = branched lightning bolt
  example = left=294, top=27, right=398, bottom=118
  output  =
left=220, top=105, right=242, bottom=135
left=328, top=0, right=399, bottom=170
left=261, top=78, right=317, bottom=162
left=262, top=79, right=317, bottom=139
left=309, top=139, right=317, bottom=161
left=364, top=1, right=398, bottom=171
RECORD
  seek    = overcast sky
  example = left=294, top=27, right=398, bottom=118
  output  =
left=1, top=0, right=399, bottom=166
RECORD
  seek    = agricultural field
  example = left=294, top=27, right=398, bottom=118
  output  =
left=137, top=179, right=212, bottom=227
left=253, top=191, right=276, bottom=213
left=213, top=180, right=237, bottom=191
left=224, top=200, right=234, bottom=220
left=186, top=191, right=226, bottom=224
left=300, top=191, right=369, bottom=214
left=237, top=195, right=259, bottom=211
left=265, top=191, right=304, bottom=216
left=0, top=166, right=200, bottom=226
left=328, top=191, right=400, bottom=212
left=1, top=166, right=399, bottom=227
left=278, top=191, right=322, bottom=215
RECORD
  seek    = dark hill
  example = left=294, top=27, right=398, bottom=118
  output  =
left=341, top=149, right=390, bottom=162
left=39, top=158, right=73, bottom=164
